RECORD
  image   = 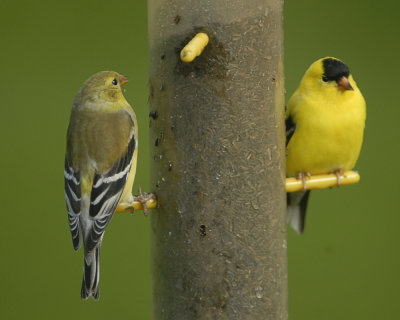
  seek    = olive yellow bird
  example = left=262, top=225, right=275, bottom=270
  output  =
left=286, top=57, right=366, bottom=233
left=64, top=71, right=138, bottom=300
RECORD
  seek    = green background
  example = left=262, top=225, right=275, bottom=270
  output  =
left=0, top=0, right=398, bottom=319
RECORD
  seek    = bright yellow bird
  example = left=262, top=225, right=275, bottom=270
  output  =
left=286, top=57, right=366, bottom=233
left=64, top=71, right=139, bottom=300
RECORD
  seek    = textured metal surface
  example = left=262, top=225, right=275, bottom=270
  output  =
left=148, top=1, right=286, bottom=319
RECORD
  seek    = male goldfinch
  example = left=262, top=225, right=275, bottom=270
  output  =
left=286, top=57, right=366, bottom=233
left=64, top=71, right=138, bottom=300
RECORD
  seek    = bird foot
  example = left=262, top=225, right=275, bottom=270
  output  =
left=297, top=172, right=311, bottom=191
left=332, top=169, right=344, bottom=186
left=134, top=187, right=155, bottom=216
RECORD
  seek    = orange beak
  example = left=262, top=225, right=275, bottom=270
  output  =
left=119, top=75, right=129, bottom=87
left=337, top=76, right=353, bottom=91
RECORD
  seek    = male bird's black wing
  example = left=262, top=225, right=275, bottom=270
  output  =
left=285, top=114, right=296, bottom=147
left=65, top=156, right=82, bottom=250
left=285, top=112, right=310, bottom=234
left=86, top=131, right=136, bottom=253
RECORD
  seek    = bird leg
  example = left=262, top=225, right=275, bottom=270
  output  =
left=332, top=169, right=344, bottom=186
left=134, top=187, right=155, bottom=216
left=297, top=172, right=311, bottom=191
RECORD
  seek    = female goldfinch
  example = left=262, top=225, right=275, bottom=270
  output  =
left=286, top=57, right=366, bottom=233
left=64, top=71, right=138, bottom=300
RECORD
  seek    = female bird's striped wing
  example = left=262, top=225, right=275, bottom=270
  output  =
left=65, top=157, right=82, bottom=250
left=86, top=131, right=136, bottom=253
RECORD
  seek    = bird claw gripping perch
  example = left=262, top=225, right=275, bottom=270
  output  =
left=297, top=172, right=311, bottom=191
left=332, top=169, right=345, bottom=186
left=116, top=189, right=157, bottom=214
left=134, top=187, right=156, bottom=216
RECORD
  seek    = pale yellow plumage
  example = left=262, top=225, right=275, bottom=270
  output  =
left=65, top=71, right=138, bottom=300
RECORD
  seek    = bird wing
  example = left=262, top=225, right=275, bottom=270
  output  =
left=285, top=114, right=296, bottom=147
left=65, top=156, right=82, bottom=250
left=285, top=106, right=310, bottom=233
left=86, top=129, right=136, bottom=253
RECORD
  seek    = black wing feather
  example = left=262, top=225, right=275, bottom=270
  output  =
left=64, top=156, right=82, bottom=250
left=285, top=109, right=311, bottom=234
left=298, top=190, right=311, bottom=233
left=285, top=114, right=296, bottom=147
left=86, top=133, right=136, bottom=253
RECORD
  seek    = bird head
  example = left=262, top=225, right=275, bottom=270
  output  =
left=303, top=57, right=355, bottom=93
left=74, top=71, right=129, bottom=107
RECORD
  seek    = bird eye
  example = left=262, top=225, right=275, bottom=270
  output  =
left=322, top=76, right=329, bottom=82
left=112, top=78, right=118, bottom=85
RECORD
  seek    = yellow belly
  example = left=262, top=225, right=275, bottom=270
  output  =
left=286, top=94, right=365, bottom=177
left=287, top=123, right=363, bottom=177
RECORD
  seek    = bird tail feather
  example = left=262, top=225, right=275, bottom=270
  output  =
left=287, top=191, right=310, bottom=234
left=81, top=246, right=100, bottom=300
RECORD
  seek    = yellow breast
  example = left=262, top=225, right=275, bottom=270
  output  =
left=286, top=84, right=366, bottom=177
